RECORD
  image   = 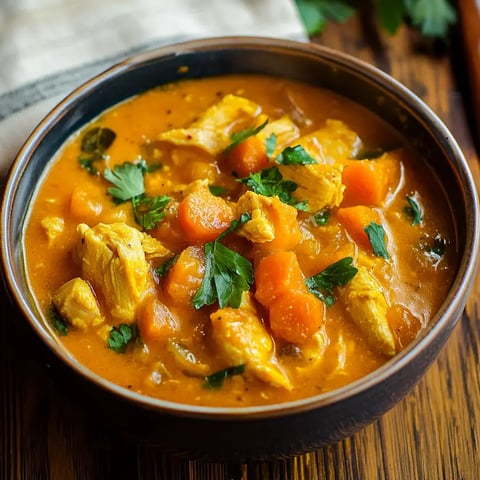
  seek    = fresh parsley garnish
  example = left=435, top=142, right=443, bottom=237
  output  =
left=224, top=119, right=269, bottom=153
left=79, top=127, right=116, bottom=175
left=48, top=305, right=69, bottom=336
left=365, top=222, right=389, bottom=259
left=404, top=195, right=423, bottom=225
left=239, top=166, right=308, bottom=211
left=306, top=257, right=358, bottom=306
left=209, top=185, right=228, bottom=197
left=204, top=364, right=246, bottom=389
left=132, top=194, right=170, bottom=230
left=423, top=233, right=446, bottom=258
left=155, top=255, right=179, bottom=277
left=108, top=324, right=137, bottom=353
left=265, top=133, right=277, bottom=158
left=193, top=214, right=254, bottom=309
left=276, top=145, right=317, bottom=165
left=313, top=209, right=331, bottom=226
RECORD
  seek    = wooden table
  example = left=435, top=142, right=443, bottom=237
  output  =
left=2, top=16, right=480, bottom=479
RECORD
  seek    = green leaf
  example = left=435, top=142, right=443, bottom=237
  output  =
left=104, top=162, right=145, bottom=202
left=306, top=257, right=358, bottom=305
left=405, top=0, right=456, bottom=38
left=224, top=119, right=269, bottom=153
left=313, top=209, right=330, bottom=226
left=132, top=194, right=170, bottom=230
left=375, top=0, right=406, bottom=34
left=108, top=324, right=136, bottom=353
left=265, top=133, right=277, bottom=158
left=276, top=145, right=317, bottom=165
left=351, top=146, right=387, bottom=160
left=204, top=364, right=246, bottom=389
left=404, top=195, right=423, bottom=225
left=424, top=233, right=446, bottom=257
left=81, top=127, right=116, bottom=154
left=239, top=166, right=308, bottom=210
left=48, top=305, right=69, bottom=336
left=364, top=222, right=389, bottom=259
left=209, top=185, right=228, bottom=197
left=155, top=255, right=179, bottom=277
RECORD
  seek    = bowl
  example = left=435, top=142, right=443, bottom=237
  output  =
left=1, top=36, right=479, bottom=461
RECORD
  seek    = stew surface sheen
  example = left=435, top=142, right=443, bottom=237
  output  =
left=24, top=74, right=456, bottom=407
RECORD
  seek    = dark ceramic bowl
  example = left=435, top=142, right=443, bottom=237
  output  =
left=2, top=37, right=479, bottom=461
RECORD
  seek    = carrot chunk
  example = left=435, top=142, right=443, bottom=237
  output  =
left=222, top=135, right=269, bottom=178
left=177, top=188, right=234, bottom=243
left=269, top=291, right=324, bottom=344
left=137, top=296, right=179, bottom=344
left=336, top=205, right=380, bottom=251
left=255, top=251, right=307, bottom=308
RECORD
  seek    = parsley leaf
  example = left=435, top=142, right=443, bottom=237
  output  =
left=306, top=257, right=358, bottom=306
left=204, top=364, right=246, bottom=389
left=193, top=215, right=254, bottom=309
left=79, top=127, right=116, bottom=175
left=224, top=119, right=269, bottom=153
left=155, top=255, right=179, bottom=277
left=239, top=166, right=308, bottom=210
left=365, top=222, right=389, bottom=259
left=376, top=0, right=407, bottom=34
left=104, top=162, right=145, bottom=201
left=404, top=195, right=423, bottom=225
left=265, top=133, right=277, bottom=158
left=48, top=305, right=69, bottom=336
left=276, top=145, right=317, bottom=165
left=132, top=194, right=170, bottom=230
left=313, top=209, right=330, bottom=226
left=209, top=185, right=228, bottom=197
left=405, top=0, right=456, bottom=37
left=108, top=324, right=137, bottom=353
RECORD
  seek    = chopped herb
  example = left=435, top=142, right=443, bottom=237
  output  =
left=204, top=364, right=246, bottom=389
left=239, top=166, right=308, bottom=211
left=351, top=147, right=386, bottom=160
left=193, top=214, right=253, bottom=309
left=209, top=185, right=228, bottom=197
left=306, top=257, right=358, bottom=306
left=108, top=324, right=137, bottom=353
left=155, top=255, right=179, bottom=277
left=276, top=145, right=317, bottom=165
left=79, top=127, right=116, bottom=175
left=365, top=222, right=389, bottom=259
left=424, top=233, right=447, bottom=258
left=224, top=119, right=269, bottom=153
left=48, top=305, right=69, bottom=336
left=404, top=195, right=423, bottom=225
left=104, top=162, right=145, bottom=202
left=145, top=162, right=163, bottom=173
left=265, top=133, right=277, bottom=158
left=132, top=194, right=171, bottom=230
left=313, top=209, right=330, bottom=226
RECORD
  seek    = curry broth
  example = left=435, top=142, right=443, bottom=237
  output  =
left=24, top=74, right=456, bottom=407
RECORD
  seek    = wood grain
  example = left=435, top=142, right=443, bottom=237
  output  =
left=2, top=15, right=480, bottom=479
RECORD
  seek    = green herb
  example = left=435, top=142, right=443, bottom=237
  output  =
left=306, top=257, right=358, bottom=306
left=104, top=162, right=145, bottom=202
left=407, top=0, right=457, bottom=37
left=365, top=222, right=389, bottom=259
left=204, top=364, right=246, bottom=389
left=404, top=195, right=423, bottom=225
left=209, top=185, right=228, bottom=197
left=108, top=324, right=136, bottom=353
left=265, top=133, right=277, bottom=158
left=132, top=194, right=171, bottom=230
left=78, top=127, right=116, bottom=175
left=351, top=147, right=387, bottom=160
left=48, top=305, right=69, bottom=336
left=193, top=214, right=254, bottom=309
left=313, top=209, right=331, bottom=226
left=276, top=145, right=317, bottom=165
left=155, top=255, right=179, bottom=277
left=224, top=119, right=269, bottom=153
left=239, top=166, right=308, bottom=211
left=425, top=233, right=446, bottom=257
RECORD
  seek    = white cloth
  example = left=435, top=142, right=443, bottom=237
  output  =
left=0, top=0, right=306, bottom=178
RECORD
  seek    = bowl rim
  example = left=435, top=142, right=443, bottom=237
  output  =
left=2, top=35, right=479, bottom=420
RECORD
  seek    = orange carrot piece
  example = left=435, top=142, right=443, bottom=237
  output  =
left=70, top=184, right=103, bottom=220
left=255, top=251, right=307, bottom=308
left=222, top=135, right=269, bottom=178
left=137, top=296, right=179, bottom=344
left=165, top=246, right=205, bottom=306
left=336, top=205, right=380, bottom=251
left=177, top=188, right=234, bottom=243
left=269, top=291, right=324, bottom=344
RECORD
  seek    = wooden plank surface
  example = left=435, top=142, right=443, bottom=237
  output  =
left=2, top=15, right=480, bottom=479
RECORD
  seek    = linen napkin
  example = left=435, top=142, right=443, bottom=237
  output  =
left=0, top=0, right=306, bottom=179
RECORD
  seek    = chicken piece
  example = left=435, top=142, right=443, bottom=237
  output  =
left=210, top=293, right=292, bottom=390
left=53, top=277, right=103, bottom=331
left=294, top=119, right=362, bottom=164
left=258, top=115, right=300, bottom=155
left=278, top=163, right=344, bottom=211
left=338, top=266, right=396, bottom=357
left=156, top=95, right=261, bottom=155
left=75, top=222, right=156, bottom=323
left=140, top=232, right=171, bottom=260
left=41, top=216, right=64, bottom=245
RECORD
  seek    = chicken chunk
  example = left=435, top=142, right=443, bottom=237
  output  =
left=75, top=223, right=157, bottom=323
left=41, top=216, right=64, bottom=246
left=210, top=293, right=292, bottom=390
left=338, top=266, right=396, bottom=357
left=53, top=277, right=103, bottom=330
left=156, top=94, right=260, bottom=155
left=258, top=115, right=300, bottom=155
left=278, top=163, right=344, bottom=211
